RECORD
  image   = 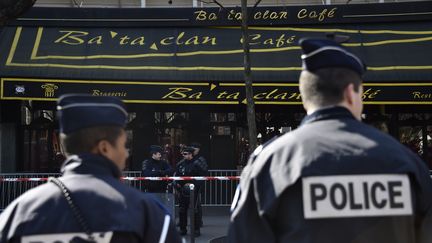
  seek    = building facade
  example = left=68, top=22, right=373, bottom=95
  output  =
left=1, top=0, right=432, bottom=172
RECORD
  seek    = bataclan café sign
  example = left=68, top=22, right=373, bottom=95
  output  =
left=0, top=2, right=432, bottom=105
left=3, top=79, right=432, bottom=105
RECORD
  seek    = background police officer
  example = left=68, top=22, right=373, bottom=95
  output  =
left=0, top=94, right=181, bottom=243
left=228, top=39, right=432, bottom=243
left=174, top=146, right=208, bottom=236
left=142, top=145, right=174, bottom=193
left=190, top=142, right=208, bottom=227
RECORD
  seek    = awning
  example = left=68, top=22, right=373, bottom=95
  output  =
left=1, top=2, right=432, bottom=104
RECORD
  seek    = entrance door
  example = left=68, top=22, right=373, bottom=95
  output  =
left=210, top=135, right=236, bottom=169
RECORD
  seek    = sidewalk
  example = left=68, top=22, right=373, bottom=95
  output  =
left=182, top=206, right=230, bottom=243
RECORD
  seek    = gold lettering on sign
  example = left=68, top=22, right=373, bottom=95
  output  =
left=55, top=31, right=88, bottom=45
left=41, top=83, right=58, bottom=97
left=253, top=10, right=288, bottom=20
left=362, top=88, right=381, bottom=100
left=252, top=89, right=302, bottom=100
left=119, top=36, right=131, bottom=45
left=243, top=34, right=296, bottom=48
left=162, top=88, right=203, bottom=100
left=88, top=36, right=103, bottom=45
left=412, top=91, right=432, bottom=99
left=160, top=32, right=217, bottom=46
left=130, top=37, right=145, bottom=46
left=92, top=90, right=127, bottom=97
left=228, top=10, right=243, bottom=20
left=55, top=30, right=103, bottom=45
left=194, top=9, right=288, bottom=21
left=297, top=7, right=337, bottom=22
left=194, top=10, right=218, bottom=21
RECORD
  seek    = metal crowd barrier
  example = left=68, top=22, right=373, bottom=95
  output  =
left=201, top=170, right=240, bottom=206
left=0, top=173, right=58, bottom=211
left=0, top=170, right=241, bottom=210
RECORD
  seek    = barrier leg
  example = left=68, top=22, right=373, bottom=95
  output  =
left=189, top=184, right=195, bottom=243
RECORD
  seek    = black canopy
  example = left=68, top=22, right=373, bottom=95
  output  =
left=1, top=2, right=431, bottom=104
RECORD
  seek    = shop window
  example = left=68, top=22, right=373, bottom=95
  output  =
left=399, top=126, right=423, bottom=155
left=227, top=113, right=236, bottom=122
left=210, top=113, right=228, bottom=122
left=21, top=110, right=62, bottom=172
left=125, top=129, right=134, bottom=170
left=153, top=112, right=190, bottom=167
left=212, top=125, right=231, bottom=135
left=397, top=112, right=432, bottom=169
left=425, top=126, right=432, bottom=169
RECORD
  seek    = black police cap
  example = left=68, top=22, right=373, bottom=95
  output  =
left=182, top=147, right=195, bottom=154
left=300, top=38, right=366, bottom=76
left=150, top=145, right=163, bottom=154
left=190, top=142, right=201, bottom=149
left=57, top=94, right=127, bottom=134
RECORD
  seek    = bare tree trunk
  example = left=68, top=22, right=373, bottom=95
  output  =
left=241, top=0, right=258, bottom=151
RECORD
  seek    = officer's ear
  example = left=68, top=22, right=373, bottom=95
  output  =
left=343, top=83, right=356, bottom=106
left=92, top=139, right=114, bottom=157
left=343, top=83, right=363, bottom=120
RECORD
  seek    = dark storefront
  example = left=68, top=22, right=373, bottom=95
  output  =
left=1, top=2, right=432, bottom=172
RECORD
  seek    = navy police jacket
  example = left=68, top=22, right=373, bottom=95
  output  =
left=175, top=158, right=208, bottom=191
left=142, top=158, right=174, bottom=193
left=0, top=153, right=181, bottom=243
left=228, top=106, right=432, bottom=243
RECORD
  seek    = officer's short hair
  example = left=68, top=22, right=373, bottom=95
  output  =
left=299, top=67, right=362, bottom=108
left=60, top=126, right=123, bottom=156
left=298, top=38, right=365, bottom=108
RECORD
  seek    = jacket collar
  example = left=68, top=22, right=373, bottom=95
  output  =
left=61, top=153, right=122, bottom=179
left=300, top=106, right=356, bottom=126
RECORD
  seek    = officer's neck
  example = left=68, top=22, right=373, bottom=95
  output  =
left=306, top=103, right=352, bottom=117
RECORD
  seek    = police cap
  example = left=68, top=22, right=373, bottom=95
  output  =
left=57, top=94, right=128, bottom=134
left=299, top=38, right=366, bottom=76
left=182, top=147, right=195, bottom=154
left=190, top=142, right=201, bottom=149
left=150, top=145, right=164, bottom=154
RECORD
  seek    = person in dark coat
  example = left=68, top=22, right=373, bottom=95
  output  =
left=142, top=145, right=174, bottom=193
left=228, top=38, right=432, bottom=243
left=174, top=146, right=208, bottom=237
left=190, top=142, right=208, bottom=227
left=0, top=94, right=181, bottom=243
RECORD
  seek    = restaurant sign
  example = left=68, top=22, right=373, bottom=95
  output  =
left=1, top=24, right=432, bottom=83
left=2, top=78, right=432, bottom=105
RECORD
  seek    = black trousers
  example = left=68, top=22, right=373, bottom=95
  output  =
left=178, top=191, right=201, bottom=230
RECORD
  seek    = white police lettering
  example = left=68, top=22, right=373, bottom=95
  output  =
left=302, top=174, right=412, bottom=219
left=230, top=185, right=241, bottom=212
left=22, top=231, right=113, bottom=243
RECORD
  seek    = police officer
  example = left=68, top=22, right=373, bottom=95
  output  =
left=228, top=39, right=432, bottom=243
left=175, top=146, right=208, bottom=236
left=142, top=145, right=174, bottom=193
left=190, top=142, right=208, bottom=227
left=190, top=142, right=208, bottom=173
left=0, top=94, right=181, bottom=243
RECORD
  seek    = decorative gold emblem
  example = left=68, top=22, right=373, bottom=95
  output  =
left=41, top=83, right=58, bottom=97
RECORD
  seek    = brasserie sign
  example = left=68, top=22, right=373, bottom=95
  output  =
left=3, top=78, right=432, bottom=105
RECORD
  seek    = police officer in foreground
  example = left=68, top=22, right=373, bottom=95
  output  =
left=142, top=145, right=174, bottom=193
left=175, top=146, right=208, bottom=237
left=0, top=94, right=181, bottom=243
left=228, top=39, right=432, bottom=243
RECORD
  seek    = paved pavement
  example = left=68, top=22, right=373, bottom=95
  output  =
left=181, top=206, right=230, bottom=243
